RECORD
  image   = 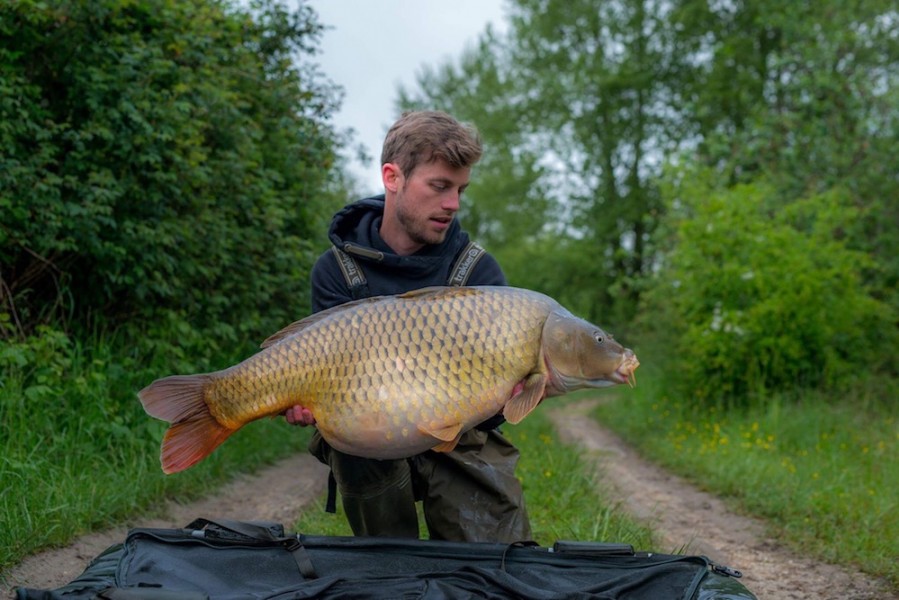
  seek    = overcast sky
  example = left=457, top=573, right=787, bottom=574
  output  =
left=307, top=0, right=508, bottom=195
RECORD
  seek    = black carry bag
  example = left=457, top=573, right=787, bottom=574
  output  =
left=14, top=518, right=757, bottom=600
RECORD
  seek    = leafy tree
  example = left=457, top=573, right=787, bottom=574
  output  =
left=641, top=169, right=895, bottom=402
left=668, top=0, right=899, bottom=313
left=0, top=0, right=343, bottom=343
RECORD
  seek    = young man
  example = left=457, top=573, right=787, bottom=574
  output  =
left=284, top=110, right=531, bottom=543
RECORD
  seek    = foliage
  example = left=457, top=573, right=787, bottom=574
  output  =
left=640, top=170, right=895, bottom=401
left=0, top=0, right=347, bottom=572
left=0, top=325, right=315, bottom=572
left=597, top=369, right=899, bottom=587
left=0, top=0, right=343, bottom=343
left=668, top=0, right=899, bottom=312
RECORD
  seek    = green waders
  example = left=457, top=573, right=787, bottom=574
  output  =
left=309, top=428, right=532, bottom=543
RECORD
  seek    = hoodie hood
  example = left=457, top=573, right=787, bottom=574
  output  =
left=328, top=195, right=470, bottom=280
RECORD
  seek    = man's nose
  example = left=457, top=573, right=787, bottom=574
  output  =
left=442, top=190, right=461, bottom=212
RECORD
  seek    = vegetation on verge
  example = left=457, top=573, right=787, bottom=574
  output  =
left=597, top=362, right=899, bottom=588
left=0, top=326, right=315, bottom=574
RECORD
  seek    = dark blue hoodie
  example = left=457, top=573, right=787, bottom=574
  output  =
left=310, top=195, right=506, bottom=312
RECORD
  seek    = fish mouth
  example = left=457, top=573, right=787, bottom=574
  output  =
left=614, top=354, right=640, bottom=388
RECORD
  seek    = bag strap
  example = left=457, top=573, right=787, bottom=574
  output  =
left=186, top=518, right=318, bottom=579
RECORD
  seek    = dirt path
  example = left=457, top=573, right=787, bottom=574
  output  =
left=546, top=398, right=897, bottom=600
left=1, top=454, right=330, bottom=596
left=5, top=401, right=896, bottom=599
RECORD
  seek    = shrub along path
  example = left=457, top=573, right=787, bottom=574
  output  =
left=547, top=397, right=896, bottom=600
left=4, top=399, right=895, bottom=599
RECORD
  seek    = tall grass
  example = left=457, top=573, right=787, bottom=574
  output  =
left=293, top=411, right=655, bottom=549
left=0, top=328, right=312, bottom=575
left=596, top=363, right=899, bottom=588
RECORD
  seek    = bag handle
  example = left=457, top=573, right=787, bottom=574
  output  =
left=185, top=518, right=318, bottom=579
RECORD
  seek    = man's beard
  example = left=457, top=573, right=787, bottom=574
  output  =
left=396, top=204, right=449, bottom=247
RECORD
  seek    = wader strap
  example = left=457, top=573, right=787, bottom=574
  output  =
left=325, top=470, right=338, bottom=514
left=323, top=240, right=487, bottom=515
left=448, top=241, right=486, bottom=287
left=330, top=246, right=370, bottom=300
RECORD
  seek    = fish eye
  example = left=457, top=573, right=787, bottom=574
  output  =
left=593, top=332, right=604, bottom=344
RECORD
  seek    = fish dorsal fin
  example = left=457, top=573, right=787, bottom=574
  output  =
left=397, top=286, right=480, bottom=300
left=503, top=373, right=547, bottom=424
left=260, top=296, right=387, bottom=348
left=419, top=422, right=464, bottom=453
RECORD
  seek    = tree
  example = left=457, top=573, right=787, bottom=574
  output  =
left=668, top=0, right=899, bottom=312
left=642, top=169, right=895, bottom=402
left=0, top=0, right=343, bottom=341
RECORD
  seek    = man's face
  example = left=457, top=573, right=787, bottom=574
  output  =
left=391, top=159, right=471, bottom=248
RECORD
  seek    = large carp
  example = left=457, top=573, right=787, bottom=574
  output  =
left=139, top=286, right=639, bottom=474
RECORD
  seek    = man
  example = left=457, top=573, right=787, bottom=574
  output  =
left=283, top=110, right=531, bottom=543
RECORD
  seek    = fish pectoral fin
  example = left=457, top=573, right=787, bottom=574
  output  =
left=419, top=422, right=463, bottom=442
left=419, top=422, right=464, bottom=453
left=430, top=437, right=463, bottom=453
left=503, top=374, right=547, bottom=424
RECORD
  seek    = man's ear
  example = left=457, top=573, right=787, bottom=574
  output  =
left=382, top=162, right=403, bottom=193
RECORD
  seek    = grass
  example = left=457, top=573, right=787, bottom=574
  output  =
left=0, top=329, right=313, bottom=577
left=292, top=410, right=655, bottom=549
left=596, top=363, right=899, bottom=589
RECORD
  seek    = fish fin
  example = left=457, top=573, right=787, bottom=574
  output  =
left=261, top=287, right=484, bottom=348
left=138, top=374, right=234, bottom=474
left=430, top=437, right=463, bottom=453
left=397, top=286, right=481, bottom=300
left=503, top=374, right=547, bottom=424
left=260, top=296, right=387, bottom=348
left=419, top=422, right=463, bottom=442
left=139, top=374, right=212, bottom=422
left=421, top=422, right=464, bottom=453
left=161, top=415, right=235, bottom=474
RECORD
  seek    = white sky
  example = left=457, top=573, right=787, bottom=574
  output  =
left=307, top=0, right=508, bottom=195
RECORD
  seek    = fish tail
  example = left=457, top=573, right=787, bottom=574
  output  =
left=138, top=374, right=235, bottom=474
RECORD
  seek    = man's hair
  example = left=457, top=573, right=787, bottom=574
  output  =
left=381, top=110, right=482, bottom=177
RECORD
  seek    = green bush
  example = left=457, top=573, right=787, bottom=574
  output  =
left=0, top=0, right=342, bottom=342
left=641, top=171, right=894, bottom=403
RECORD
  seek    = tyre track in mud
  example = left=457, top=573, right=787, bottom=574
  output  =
left=546, top=397, right=896, bottom=600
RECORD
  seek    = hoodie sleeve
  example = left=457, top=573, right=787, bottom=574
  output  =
left=310, top=250, right=354, bottom=313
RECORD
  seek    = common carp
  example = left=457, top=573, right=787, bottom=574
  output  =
left=139, top=286, right=639, bottom=474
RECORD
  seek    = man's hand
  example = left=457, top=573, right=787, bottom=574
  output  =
left=283, top=405, right=316, bottom=426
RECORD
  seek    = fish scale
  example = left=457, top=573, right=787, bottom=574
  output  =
left=139, top=286, right=639, bottom=474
